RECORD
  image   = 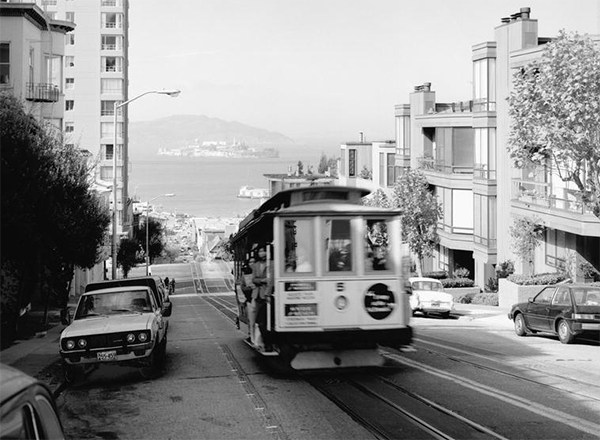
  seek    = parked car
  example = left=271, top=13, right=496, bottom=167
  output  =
left=84, top=276, right=171, bottom=311
left=60, top=285, right=171, bottom=383
left=508, top=284, right=600, bottom=344
left=408, top=277, right=454, bottom=318
left=0, top=363, right=66, bottom=439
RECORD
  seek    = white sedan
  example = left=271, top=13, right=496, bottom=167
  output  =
left=408, top=277, right=454, bottom=318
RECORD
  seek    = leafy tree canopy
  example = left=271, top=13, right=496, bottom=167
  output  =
left=508, top=31, right=600, bottom=217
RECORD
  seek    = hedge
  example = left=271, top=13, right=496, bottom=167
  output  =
left=440, top=277, right=475, bottom=288
left=507, top=272, right=567, bottom=286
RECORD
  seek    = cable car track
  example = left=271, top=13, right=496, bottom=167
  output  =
left=203, top=294, right=600, bottom=439
left=304, top=373, right=505, bottom=440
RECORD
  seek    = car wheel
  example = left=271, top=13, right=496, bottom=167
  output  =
left=557, top=319, right=575, bottom=344
left=140, top=348, right=160, bottom=379
left=514, top=313, right=528, bottom=336
left=63, top=361, right=84, bottom=385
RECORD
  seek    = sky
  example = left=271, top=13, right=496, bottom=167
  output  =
left=127, top=0, right=600, bottom=144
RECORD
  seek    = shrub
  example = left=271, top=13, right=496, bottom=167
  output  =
left=453, top=267, right=470, bottom=278
left=485, top=277, right=498, bottom=292
left=507, top=272, right=567, bottom=285
left=441, top=277, right=474, bottom=288
left=456, top=292, right=475, bottom=304
left=422, top=270, right=448, bottom=280
left=495, top=260, right=515, bottom=279
left=471, top=292, right=499, bottom=306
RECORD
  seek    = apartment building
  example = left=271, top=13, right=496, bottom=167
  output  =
left=32, top=0, right=131, bottom=242
left=339, top=7, right=600, bottom=289
left=0, top=2, right=73, bottom=124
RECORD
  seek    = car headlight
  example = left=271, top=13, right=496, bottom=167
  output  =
left=138, top=332, right=148, bottom=342
left=574, top=314, right=596, bottom=320
left=126, top=333, right=136, bottom=343
left=65, top=340, right=75, bottom=350
left=77, top=338, right=87, bottom=348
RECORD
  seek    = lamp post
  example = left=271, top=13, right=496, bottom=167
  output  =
left=145, top=193, right=175, bottom=276
left=111, top=89, right=180, bottom=280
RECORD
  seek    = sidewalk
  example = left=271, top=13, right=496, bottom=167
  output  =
left=0, top=302, right=511, bottom=395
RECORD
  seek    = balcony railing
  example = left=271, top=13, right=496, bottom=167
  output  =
left=25, top=83, right=59, bottom=102
left=512, top=179, right=590, bottom=214
left=418, top=157, right=473, bottom=175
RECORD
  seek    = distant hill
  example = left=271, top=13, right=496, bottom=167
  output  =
left=129, top=115, right=295, bottom=159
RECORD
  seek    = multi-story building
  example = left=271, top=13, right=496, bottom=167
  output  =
left=34, top=0, right=131, bottom=244
left=1, top=2, right=74, bottom=125
left=339, top=7, right=600, bottom=291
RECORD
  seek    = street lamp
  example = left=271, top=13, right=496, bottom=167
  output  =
left=111, top=89, right=180, bottom=280
left=145, top=193, right=175, bottom=276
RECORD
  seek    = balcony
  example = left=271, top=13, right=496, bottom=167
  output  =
left=25, top=83, right=59, bottom=102
left=418, top=157, right=473, bottom=175
left=512, top=179, right=589, bottom=215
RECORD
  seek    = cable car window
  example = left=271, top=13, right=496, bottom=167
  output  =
left=284, top=219, right=314, bottom=273
left=365, top=219, right=389, bottom=271
left=325, top=219, right=352, bottom=272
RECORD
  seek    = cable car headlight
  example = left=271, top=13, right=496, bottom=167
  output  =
left=335, top=295, right=348, bottom=310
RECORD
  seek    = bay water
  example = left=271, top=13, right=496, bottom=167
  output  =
left=129, top=144, right=337, bottom=218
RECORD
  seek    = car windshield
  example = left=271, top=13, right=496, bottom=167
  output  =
left=572, top=288, right=600, bottom=306
left=75, top=289, right=152, bottom=319
left=412, top=281, right=443, bottom=291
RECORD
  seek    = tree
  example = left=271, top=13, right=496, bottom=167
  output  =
left=117, top=237, right=142, bottom=278
left=363, top=188, right=392, bottom=209
left=1, top=94, right=110, bottom=341
left=317, top=152, right=338, bottom=176
left=297, top=160, right=304, bottom=175
left=509, top=216, right=544, bottom=274
left=135, top=218, right=165, bottom=265
left=391, top=170, right=442, bottom=274
left=508, top=31, right=600, bottom=217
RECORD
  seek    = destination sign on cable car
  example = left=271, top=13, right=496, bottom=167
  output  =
left=282, top=281, right=318, bottom=327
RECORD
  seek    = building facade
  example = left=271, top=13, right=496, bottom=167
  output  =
left=33, top=0, right=131, bottom=243
left=339, top=7, right=600, bottom=289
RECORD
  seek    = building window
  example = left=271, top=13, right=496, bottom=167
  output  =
left=473, top=194, right=496, bottom=248
left=65, top=78, right=74, bottom=89
left=65, top=11, right=75, bottom=22
left=396, top=115, right=410, bottom=158
left=101, top=79, right=122, bottom=94
left=438, top=244, right=449, bottom=271
left=101, top=35, right=123, bottom=51
left=0, top=43, right=9, bottom=84
left=101, top=122, right=122, bottom=138
left=102, top=0, right=122, bottom=6
left=379, top=152, right=385, bottom=186
left=101, top=12, right=123, bottom=29
left=66, top=34, right=75, bottom=46
left=386, top=153, right=395, bottom=187
left=546, top=229, right=567, bottom=267
left=65, top=100, right=74, bottom=111
left=101, top=57, right=122, bottom=73
left=101, top=101, right=120, bottom=116
left=474, top=128, right=496, bottom=180
left=105, top=144, right=114, bottom=160
left=348, top=149, right=356, bottom=177
left=473, top=58, right=496, bottom=112
left=42, top=0, right=57, bottom=5
left=65, top=56, right=74, bottom=68
left=65, top=122, right=74, bottom=132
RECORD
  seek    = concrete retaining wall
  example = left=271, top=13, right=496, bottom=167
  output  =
left=498, top=278, right=546, bottom=308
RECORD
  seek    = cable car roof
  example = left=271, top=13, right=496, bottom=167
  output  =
left=233, top=186, right=399, bottom=242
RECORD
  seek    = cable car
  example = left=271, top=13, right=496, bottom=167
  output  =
left=231, top=185, right=413, bottom=369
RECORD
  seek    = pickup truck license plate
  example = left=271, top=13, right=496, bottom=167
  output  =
left=97, top=350, right=116, bottom=361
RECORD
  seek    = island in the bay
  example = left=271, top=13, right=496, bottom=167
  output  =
left=157, top=140, right=279, bottom=158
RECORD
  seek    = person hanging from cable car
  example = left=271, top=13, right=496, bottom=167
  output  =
left=251, top=246, right=273, bottom=350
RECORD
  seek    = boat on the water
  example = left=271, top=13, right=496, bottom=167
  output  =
left=238, top=186, right=270, bottom=199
